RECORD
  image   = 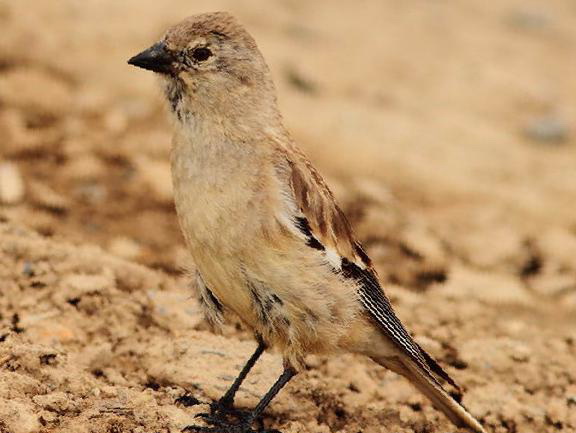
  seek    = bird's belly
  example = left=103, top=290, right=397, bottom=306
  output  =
left=193, top=239, right=361, bottom=367
left=193, top=252, right=260, bottom=327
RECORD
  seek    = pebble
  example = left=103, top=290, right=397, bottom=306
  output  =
left=0, top=161, right=25, bottom=204
left=524, top=116, right=569, bottom=144
left=22, top=261, right=34, bottom=277
left=507, top=8, right=550, bottom=31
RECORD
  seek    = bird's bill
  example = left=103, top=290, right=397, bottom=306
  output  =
left=128, top=42, right=175, bottom=74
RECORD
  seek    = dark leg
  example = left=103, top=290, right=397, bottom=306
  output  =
left=184, top=366, right=297, bottom=433
left=217, top=337, right=267, bottom=410
left=244, top=366, right=296, bottom=424
left=188, top=338, right=266, bottom=422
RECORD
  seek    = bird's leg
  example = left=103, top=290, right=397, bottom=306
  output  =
left=212, top=337, right=267, bottom=415
left=190, top=337, right=266, bottom=424
left=184, top=365, right=297, bottom=433
left=243, top=365, right=296, bottom=424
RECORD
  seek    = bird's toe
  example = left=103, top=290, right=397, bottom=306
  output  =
left=182, top=422, right=264, bottom=433
left=175, top=394, right=203, bottom=407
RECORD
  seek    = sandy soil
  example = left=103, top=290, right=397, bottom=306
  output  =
left=1, top=0, right=575, bottom=432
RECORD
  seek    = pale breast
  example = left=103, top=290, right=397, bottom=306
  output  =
left=170, top=128, right=277, bottom=321
left=170, top=129, right=267, bottom=250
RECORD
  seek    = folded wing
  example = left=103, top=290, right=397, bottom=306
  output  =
left=283, top=147, right=459, bottom=391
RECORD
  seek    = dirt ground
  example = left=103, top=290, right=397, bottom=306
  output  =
left=1, top=1, right=575, bottom=432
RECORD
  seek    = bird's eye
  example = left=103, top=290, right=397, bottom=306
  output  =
left=191, top=47, right=212, bottom=62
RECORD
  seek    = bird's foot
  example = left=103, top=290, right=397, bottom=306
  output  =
left=175, top=394, right=248, bottom=421
left=175, top=394, right=203, bottom=407
left=182, top=421, right=252, bottom=433
left=179, top=396, right=281, bottom=432
left=196, top=396, right=251, bottom=423
left=184, top=404, right=280, bottom=433
left=183, top=418, right=279, bottom=433
left=183, top=423, right=280, bottom=433
left=207, top=398, right=250, bottom=421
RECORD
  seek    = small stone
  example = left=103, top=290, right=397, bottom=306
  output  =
left=507, top=7, right=550, bottom=31
left=22, top=261, right=34, bottom=277
left=0, top=161, right=25, bottom=204
left=524, top=116, right=569, bottom=144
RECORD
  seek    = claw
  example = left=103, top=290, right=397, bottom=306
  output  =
left=176, top=395, right=203, bottom=407
left=183, top=427, right=230, bottom=433
left=183, top=426, right=217, bottom=433
left=184, top=397, right=277, bottom=433
left=182, top=426, right=202, bottom=432
left=206, top=400, right=250, bottom=422
left=193, top=414, right=229, bottom=428
left=182, top=423, right=259, bottom=433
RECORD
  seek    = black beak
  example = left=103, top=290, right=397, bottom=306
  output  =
left=128, top=42, right=175, bottom=74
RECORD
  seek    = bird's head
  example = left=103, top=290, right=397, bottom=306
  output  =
left=128, top=12, right=278, bottom=126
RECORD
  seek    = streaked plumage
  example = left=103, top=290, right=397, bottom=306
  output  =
left=128, top=12, right=487, bottom=433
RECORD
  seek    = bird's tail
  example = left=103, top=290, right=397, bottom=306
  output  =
left=374, top=355, right=487, bottom=433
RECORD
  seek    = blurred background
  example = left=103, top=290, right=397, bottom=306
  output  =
left=0, top=1, right=575, bottom=432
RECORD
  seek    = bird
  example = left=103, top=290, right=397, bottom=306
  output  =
left=128, top=11, right=487, bottom=433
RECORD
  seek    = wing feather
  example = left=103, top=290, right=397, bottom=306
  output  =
left=283, top=148, right=459, bottom=390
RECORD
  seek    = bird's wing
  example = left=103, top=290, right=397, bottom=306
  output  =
left=283, top=147, right=459, bottom=391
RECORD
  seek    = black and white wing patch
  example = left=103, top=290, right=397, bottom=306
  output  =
left=293, top=215, right=457, bottom=390
left=340, top=257, right=459, bottom=390
left=294, top=217, right=325, bottom=251
left=285, top=156, right=458, bottom=391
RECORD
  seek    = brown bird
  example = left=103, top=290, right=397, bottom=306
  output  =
left=128, top=11, right=487, bottom=433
